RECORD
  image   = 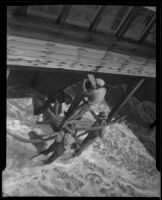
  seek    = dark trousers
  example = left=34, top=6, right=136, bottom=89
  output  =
left=35, top=97, right=62, bottom=116
left=59, top=102, right=91, bottom=130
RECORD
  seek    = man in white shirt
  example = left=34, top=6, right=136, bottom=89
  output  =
left=58, top=77, right=107, bottom=130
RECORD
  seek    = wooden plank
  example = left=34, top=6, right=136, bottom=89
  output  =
left=27, top=5, right=63, bottom=21
left=115, top=6, right=134, bottom=35
left=89, top=6, right=105, bottom=30
left=56, top=5, right=72, bottom=23
left=115, top=6, right=140, bottom=37
left=8, top=35, right=156, bottom=63
left=7, top=12, right=156, bottom=59
left=139, top=14, right=156, bottom=42
left=7, top=35, right=156, bottom=78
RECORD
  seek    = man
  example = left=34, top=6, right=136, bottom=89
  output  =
left=58, top=77, right=107, bottom=130
left=31, top=77, right=107, bottom=164
left=33, top=111, right=107, bottom=164
left=35, top=88, right=73, bottom=123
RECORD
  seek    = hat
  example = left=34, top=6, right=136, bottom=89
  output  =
left=96, top=78, right=105, bottom=87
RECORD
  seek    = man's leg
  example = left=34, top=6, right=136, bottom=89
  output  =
left=44, top=142, right=66, bottom=164
left=29, top=140, right=57, bottom=160
left=73, top=134, right=97, bottom=157
left=74, top=104, right=91, bottom=120
left=35, top=96, right=55, bottom=115
left=43, top=152, right=59, bottom=164
left=58, top=103, right=90, bottom=130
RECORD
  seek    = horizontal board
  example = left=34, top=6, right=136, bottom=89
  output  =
left=7, top=35, right=156, bottom=78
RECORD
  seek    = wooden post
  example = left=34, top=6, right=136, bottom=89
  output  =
left=106, top=79, right=145, bottom=122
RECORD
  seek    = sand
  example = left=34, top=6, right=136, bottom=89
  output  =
left=3, top=84, right=159, bottom=197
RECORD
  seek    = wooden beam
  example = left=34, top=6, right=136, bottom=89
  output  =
left=7, top=35, right=156, bottom=78
left=7, top=13, right=156, bottom=59
left=89, top=6, right=105, bottom=30
left=144, top=6, right=156, bottom=12
left=139, top=14, right=156, bottom=43
left=26, top=5, right=64, bottom=21
left=106, top=79, right=145, bottom=122
left=115, top=6, right=134, bottom=35
left=56, top=5, right=72, bottom=24
left=115, top=6, right=140, bottom=38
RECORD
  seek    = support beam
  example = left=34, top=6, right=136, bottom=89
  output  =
left=115, top=6, right=134, bottom=35
left=106, top=79, right=145, bottom=122
left=56, top=5, right=72, bottom=24
left=139, top=14, right=156, bottom=43
left=89, top=6, right=105, bottom=30
left=115, top=6, right=140, bottom=38
left=7, top=35, right=156, bottom=77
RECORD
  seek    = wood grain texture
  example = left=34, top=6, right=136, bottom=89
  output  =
left=7, top=35, right=156, bottom=78
left=7, top=13, right=156, bottom=59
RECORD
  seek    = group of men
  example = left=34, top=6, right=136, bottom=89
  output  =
left=33, top=74, right=108, bottom=164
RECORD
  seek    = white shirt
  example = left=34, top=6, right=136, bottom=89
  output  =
left=87, top=87, right=107, bottom=106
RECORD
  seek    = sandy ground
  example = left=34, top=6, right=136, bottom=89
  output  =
left=3, top=85, right=160, bottom=197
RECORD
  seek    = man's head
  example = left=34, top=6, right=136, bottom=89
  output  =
left=96, top=78, right=105, bottom=87
left=84, top=77, right=105, bottom=91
